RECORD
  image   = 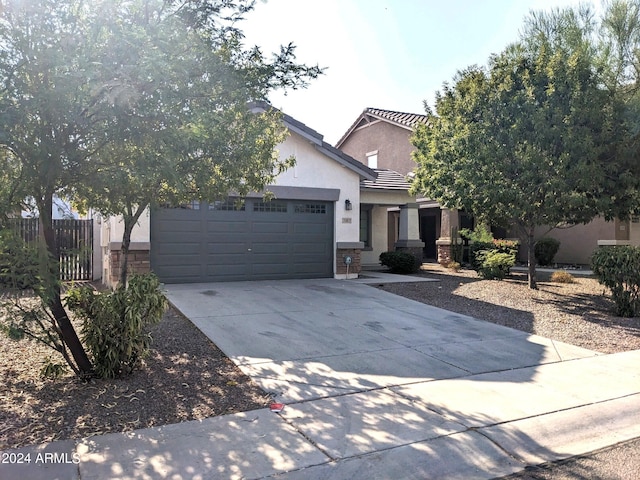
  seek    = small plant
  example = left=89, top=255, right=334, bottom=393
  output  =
left=535, top=237, right=561, bottom=266
left=476, top=250, right=515, bottom=280
left=591, top=246, right=640, bottom=317
left=40, top=358, right=67, bottom=379
left=0, top=229, right=40, bottom=290
left=66, top=273, right=168, bottom=378
left=550, top=270, right=575, bottom=284
left=461, top=225, right=518, bottom=279
left=379, top=251, right=420, bottom=274
left=446, top=261, right=461, bottom=272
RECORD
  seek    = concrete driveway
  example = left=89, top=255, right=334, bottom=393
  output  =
left=11, top=277, right=639, bottom=479
left=159, top=277, right=640, bottom=478
left=166, top=278, right=595, bottom=403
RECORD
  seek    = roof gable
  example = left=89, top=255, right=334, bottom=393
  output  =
left=250, top=101, right=376, bottom=181
left=335, top=107, right=428, bottom=148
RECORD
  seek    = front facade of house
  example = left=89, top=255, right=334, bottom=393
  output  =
left=101, top=105, right=375, bottom=285
left=337, top=108, right=639, bottom=268
left=336, top=107, right=458, bottom=266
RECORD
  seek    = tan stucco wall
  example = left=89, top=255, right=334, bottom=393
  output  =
left=339, top=121, right=417, bottom=174
left=519, top=217, right=619, bottom=265
left=362, top=206, right=390, bottom=265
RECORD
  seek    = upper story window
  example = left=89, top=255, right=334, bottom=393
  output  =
left=366, top=150, right=378, bottom=169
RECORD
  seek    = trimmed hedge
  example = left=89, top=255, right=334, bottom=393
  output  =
left=535, top=237, right=561, bottom=266
left=379, top=251, right=420, bottom=274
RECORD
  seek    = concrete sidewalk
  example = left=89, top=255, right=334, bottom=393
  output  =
left=3, top=277, right=640, bottom=479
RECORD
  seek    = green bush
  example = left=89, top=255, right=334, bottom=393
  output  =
left=0, top=230, right=40, bottom=290
left=591, top=246, right=640, bottom=317
left=66, top=273, right=168, bottom=378
left=379, top=251, right=420, bottom=274
left=535, top=237, right=561, bottom=266
left=475, top=250, right=515, bottom=280
left=461, top=226, right=518, bottom=272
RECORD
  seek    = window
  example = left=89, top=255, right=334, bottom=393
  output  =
left=253, top=201, right=287, bottom=213
left=294, top=203, right=326, bottom=214
left=170, top=200, right=199, bottom=210
left=209, top=198, right=245, bottom=211
left=366, top=151, right=378, bottom=169
left=360, top=205, right=372, bottom=248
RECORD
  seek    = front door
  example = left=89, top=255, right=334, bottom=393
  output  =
left=420, top=215, right=437, bottom=259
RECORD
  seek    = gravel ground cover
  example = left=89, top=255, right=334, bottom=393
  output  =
left=0, top=306, right=270, bottom=450
left=2, top=265, right=639, bottom=451
left=378, top=264, right=640, bottom=354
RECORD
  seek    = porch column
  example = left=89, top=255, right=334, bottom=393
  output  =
left=436, top=207, right=459, bottom=265
left=394, top=203, right=424, bottom=261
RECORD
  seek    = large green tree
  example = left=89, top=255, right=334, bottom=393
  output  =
left=0, top=0, right=321, bottom=376
left=411, top=31, right=631, bottom=289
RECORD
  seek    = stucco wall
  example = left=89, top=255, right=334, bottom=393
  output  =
left=276, top=131, right=361, bottom=244
left=105, top=210, right=151, bottom=245
left=362, top=206, right=390, bottom=265
left=519, top=217, right=618, bottom=265
left=339, top=121, right=416, bottom=174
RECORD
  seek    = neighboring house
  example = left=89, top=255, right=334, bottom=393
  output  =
left=336, top=107, right=467, bottom=266
left=337, top=107, right=639, bottom=267
left=101, top=103, right=376, bottom=285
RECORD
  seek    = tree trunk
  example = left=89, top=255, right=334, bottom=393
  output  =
left=118, top=204, right=146, bottom=287
left=119, top=218, right=132, bottom=287
left=526, top=228, right=538, bottom=290
left=38, top=195, right=93, bottom=376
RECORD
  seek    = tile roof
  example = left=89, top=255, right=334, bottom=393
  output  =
left=361, top=169, right=411, bottom=191
left=335, top=107, right=428, bottom=148
left=364, top=108, right=429, bottom=129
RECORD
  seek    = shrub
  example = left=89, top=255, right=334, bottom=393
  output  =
left=475, top=250, right=515, bottom=280
left=66, top=273, right=168, bottom=378
left=446, top=261, right=461, bottom=272
left=535, top=237, right=561, bottom=266
left=0, top=230, right=40, bottom=290
left=550, top=270, right=575, bottom=284
left=591, top=246, right=640, bottom=317
left=379, top=251, right=420, bottom=274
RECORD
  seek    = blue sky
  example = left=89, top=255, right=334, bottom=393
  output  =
left=242, top=0, right=599, bottom=144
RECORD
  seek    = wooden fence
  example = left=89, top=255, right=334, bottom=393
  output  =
left=9, top=218, right=93, bottom=281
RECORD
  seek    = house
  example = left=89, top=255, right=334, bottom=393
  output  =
left=336, top=107, right=470, bottom=266
left=100, top=104, right=376, bottom=285
left=337, top=107, right=639, bottom=268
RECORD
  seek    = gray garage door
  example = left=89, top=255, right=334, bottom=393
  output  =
left=150, top=198, right=334, bottom=283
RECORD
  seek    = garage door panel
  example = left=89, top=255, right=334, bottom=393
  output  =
left=153, top=242, right=201, bottom=254
left=205, top=241, right=248, bottom=253
left=251, top=243, right=288, bottom=254
left=251, top=222, right=289, bottom=234
left=156, top=220, right=201, bottom=233
left=206, top=262, right=250, bottom=273
left=251, top=263, right=289, bottom=275
left=206, top=221, right=248, bottom=233
left=292, top=223, right=329, bottom=234
left=292, top=243, right=329, bottom=254
left=151, top=199, right=333, bottom=283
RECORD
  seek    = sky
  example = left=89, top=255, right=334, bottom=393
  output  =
left=241, top=0, right=600, bottom=144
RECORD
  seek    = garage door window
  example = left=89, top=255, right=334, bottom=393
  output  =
left=209, top=198, right=245, bottom=211
left=253, top=201, right=287, bottom=212
left=294, top=203, right=327, bottom=214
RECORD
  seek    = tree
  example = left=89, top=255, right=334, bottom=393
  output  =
left=0, top=0, right=321, bottom=376
left=411, top=34, right=631, bottom=289
left=68, top=0, right=318, bottom=285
